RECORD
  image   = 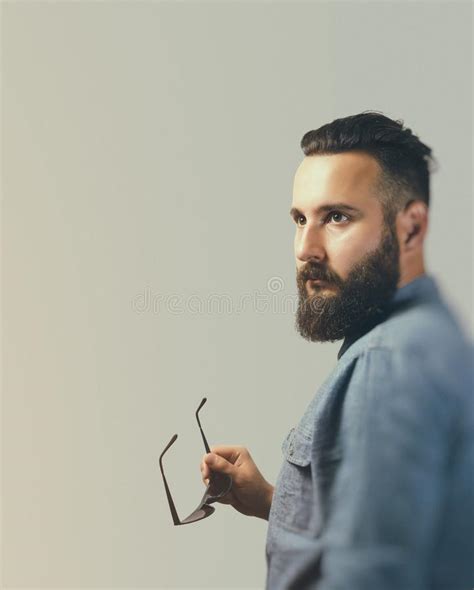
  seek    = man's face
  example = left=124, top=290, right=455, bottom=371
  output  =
left=292, top=152, right=400, bottom=342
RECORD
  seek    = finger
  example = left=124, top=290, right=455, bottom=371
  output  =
left=200, top=461, right=210, bottom=480
left=204, top=452, right=235, bottom=476
left=208, top=446, right=245, bottom=465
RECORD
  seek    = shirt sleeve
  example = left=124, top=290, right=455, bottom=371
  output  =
left=312, top=347, right=455, bottom=590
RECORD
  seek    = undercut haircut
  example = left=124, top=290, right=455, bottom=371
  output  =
left=300, top=111, right=438, bottom=225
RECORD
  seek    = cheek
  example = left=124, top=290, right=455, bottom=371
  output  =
left=328, top=227, right=381, bottom=277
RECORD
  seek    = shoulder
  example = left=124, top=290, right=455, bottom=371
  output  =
left=358, top=297, right=473, bottom=405
left=374, top=296, right=471, bottom=359
left=340, top=344, right=463, bottom=448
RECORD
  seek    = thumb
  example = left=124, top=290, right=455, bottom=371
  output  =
left=204, top=452, right=234, bottom=476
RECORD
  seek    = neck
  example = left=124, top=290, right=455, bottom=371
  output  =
left=397, top=261, right=426, bottom=289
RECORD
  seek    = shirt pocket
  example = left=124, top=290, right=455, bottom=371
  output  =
left=273, top=427, right=318, bottom=534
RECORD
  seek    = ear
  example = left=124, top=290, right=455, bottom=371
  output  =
left=395, top=199, right=429, bottom=252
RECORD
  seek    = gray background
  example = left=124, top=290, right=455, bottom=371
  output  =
left=1, top=1, right=472, bottom=588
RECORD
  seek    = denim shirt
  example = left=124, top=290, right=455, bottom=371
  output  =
left=265, top=274, right=474, bottom=590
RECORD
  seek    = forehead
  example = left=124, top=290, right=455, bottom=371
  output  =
left=292, top=151, right=382, bottom=210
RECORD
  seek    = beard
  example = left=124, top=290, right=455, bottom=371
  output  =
left=295, top=225, right=400, bottom=342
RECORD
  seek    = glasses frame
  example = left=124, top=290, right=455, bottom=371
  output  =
left=159, top=397, right=233, bottom=525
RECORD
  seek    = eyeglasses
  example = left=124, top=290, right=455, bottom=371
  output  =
left=159, top=397, right=233, bottom=525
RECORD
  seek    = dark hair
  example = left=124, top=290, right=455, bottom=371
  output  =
left=300, top=111, right=438, bottom=224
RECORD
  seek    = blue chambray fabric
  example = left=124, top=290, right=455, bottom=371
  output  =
left=265, top=274, right=474, bottom=590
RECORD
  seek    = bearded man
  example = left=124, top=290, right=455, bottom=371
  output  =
left=200, top=112, right=473, bottom=590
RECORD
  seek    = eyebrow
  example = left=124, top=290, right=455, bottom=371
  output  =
left=289, top=202, right=363, bottom=218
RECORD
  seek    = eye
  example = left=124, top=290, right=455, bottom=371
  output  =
left=294, top=214, right=306, bottom=227
left=325, top=210, right=350, bottom=224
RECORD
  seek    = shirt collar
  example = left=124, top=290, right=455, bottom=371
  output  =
left=337, top=273, right=441, bottom=360
left=389, top=272, right=441, bottom=308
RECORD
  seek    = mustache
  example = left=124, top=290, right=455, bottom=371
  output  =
left=298, top=264, right=333, bottom=283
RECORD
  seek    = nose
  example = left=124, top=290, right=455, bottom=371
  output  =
left=295, top=226, right=326, bottom=263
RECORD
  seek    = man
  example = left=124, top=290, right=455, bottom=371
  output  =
left=200, top=112, right=473, bottom=589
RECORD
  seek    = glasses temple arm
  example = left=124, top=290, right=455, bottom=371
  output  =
left=196, top=397, right=211, bottom=454
left=159, top=434, right=182, bottom=526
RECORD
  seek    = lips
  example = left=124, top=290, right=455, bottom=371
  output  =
left=307, top=279, right=326, bottom=285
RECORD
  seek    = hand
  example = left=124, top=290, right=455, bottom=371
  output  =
left=200, top=446, right=274, bottom=520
